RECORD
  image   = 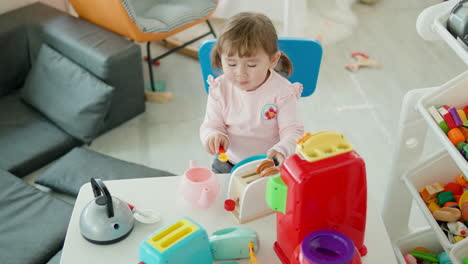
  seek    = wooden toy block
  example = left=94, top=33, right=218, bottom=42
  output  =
left=449, top=107, right=463, bottom=127
left=458, top=109, right=467, bottom=122
left=428, top=200, right=441, bottom=213
left=419, top=182, right=444, bottom=202
left=438, top=107, right=457, bottom=129
left=428, top=106, right=449, bottom=133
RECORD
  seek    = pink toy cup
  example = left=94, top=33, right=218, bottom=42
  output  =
left=179, top=160, right=219, bottom=208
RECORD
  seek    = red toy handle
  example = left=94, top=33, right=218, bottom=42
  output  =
left=219, top=145, right=226, bottom=154
left=351, top=52, right=369, bottom=58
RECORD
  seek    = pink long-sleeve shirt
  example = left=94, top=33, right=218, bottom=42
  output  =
left=200, top=69, right=305, bottom=164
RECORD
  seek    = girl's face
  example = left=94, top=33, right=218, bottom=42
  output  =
left=221, top=48, right=280, bottom=91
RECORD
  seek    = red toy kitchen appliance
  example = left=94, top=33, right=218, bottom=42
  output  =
left=266, top=131, right=367, bottom=264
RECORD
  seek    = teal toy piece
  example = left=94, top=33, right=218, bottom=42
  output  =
left=138, top=217, right=212, bottom=264
left=230, top=154, right=267, bottom=174
left=209, top=227, right=258, bottom=260
left=438, top=252, right=453, bottom=264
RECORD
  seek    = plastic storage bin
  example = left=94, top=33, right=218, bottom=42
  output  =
left=451, top=238, right=468, bottom=264
left=417, top=70, right=468, bottom=176
left=394, top=228, right=444, bottom=263
left=402, top=151, right=462, bottom=249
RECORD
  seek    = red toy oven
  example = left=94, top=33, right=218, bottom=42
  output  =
left=266, top=131, right=367, bottom=264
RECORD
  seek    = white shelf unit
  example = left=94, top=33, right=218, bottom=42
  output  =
left=383, top=1, right=468, bottom=262
left=382, top=71, right=468, bottom=264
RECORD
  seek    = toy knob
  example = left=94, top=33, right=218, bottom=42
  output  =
left=224, top=199, right=236, bottom=211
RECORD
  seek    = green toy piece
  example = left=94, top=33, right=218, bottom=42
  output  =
left=437, top=191, right=455, bottom=206
left=438, top=121, right=450, bottom=134
left=266, top=174, right=287, bottom=214
left=457, top=142, right=467, bottom=151
left=410, top=250, right=438, bottom=263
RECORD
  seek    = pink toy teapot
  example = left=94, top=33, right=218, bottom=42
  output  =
left=179, top=160, right=219, bottom=208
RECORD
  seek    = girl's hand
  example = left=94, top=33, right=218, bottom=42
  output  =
left=206, top=134, right=229, bottom=155
left=267, top=150, right=285, bottom=166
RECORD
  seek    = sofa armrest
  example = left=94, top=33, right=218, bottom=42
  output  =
left=25, top=3, right=145, bottom=133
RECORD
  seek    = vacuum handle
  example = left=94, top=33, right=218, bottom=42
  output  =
left=91, top=178, right=114, bottom=218
left=452, top=0, right=468, bottom=14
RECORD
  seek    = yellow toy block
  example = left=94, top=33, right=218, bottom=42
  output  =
left=454, top=235, right=465, bottom=243
left=428, top=200, right=441, bottom=213
left=458, top=109, right=467, bottom=122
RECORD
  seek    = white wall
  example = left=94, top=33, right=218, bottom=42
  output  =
left=214, top=0, right=284, bottom=22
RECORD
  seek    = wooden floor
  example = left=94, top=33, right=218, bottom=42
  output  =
left=30, top=0, right=467, bottom=212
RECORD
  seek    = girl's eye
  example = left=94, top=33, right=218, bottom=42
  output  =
left=247, top=64, right=256, bottom=68
left=228, top=64, right=236, bottom=67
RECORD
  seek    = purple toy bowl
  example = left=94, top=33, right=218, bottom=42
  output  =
left=301, top=230, right=356, bottom=264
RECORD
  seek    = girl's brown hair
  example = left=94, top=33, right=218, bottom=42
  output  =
left=211, top=12, right=293, bottom=78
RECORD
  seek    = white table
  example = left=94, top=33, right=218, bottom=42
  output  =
left=61, top=174, right=398, bottom=264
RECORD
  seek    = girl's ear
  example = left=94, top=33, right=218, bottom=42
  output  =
left=270, top=51, right=281, bottom=69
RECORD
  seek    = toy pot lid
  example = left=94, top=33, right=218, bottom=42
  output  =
left=301, top=230, right=356, bottom=264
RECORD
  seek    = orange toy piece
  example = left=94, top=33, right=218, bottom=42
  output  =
left=248, top=242, right=258, bottom=264
left=345, top=52, right=381, bottom=72
left=412, top=247, right=430, bottom=253
left=420, top=182, right=445, bottom=202
left=456, top=174, right=468, bottom=188
left=218, top=146, right=229, bottom=162
left=297, top=132, right=313, bottom=144
left=459, top=126, right=468, bottom=139
left=447, top=128, right=465, bottom=145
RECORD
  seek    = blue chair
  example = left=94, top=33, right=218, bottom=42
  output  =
left=198, top=38, right=323, bottom=97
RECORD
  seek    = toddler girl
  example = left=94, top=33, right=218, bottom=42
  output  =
left=200, top=12, right=304, bottom=173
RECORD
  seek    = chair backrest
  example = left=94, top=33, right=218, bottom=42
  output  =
left=198, top=38, right=322, bottom=97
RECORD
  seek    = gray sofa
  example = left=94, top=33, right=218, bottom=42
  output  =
left=0, top=3, right=146, bottom=177
left=0, top=3, right=148, bottom=264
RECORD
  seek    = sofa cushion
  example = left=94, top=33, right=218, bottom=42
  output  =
left=35, top=148, right=176, bottom=197
left=0, top=25, right=30, bottom=96
left=0, top=92, right=80, bottom=177
left=0, top=169, right=73, bottom=264
left=21, top=44, right=115, bottom=143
